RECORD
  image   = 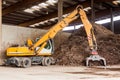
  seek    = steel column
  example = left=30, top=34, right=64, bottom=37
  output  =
left=91, top=0, right=95, bottom=23
left=0, top=0, right=2, bottom=65
left=58, top=0, right=63, bottom=22
left=110, top=8, right=114, bottom=33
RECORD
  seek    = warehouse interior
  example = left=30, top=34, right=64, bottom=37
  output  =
left=0, top=0, right=120, bottom=80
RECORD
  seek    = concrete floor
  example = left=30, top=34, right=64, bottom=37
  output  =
left=0, top=65, right=120, bottom=80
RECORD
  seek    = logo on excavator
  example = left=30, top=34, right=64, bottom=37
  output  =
left=87, top=34, right=92, bottom=40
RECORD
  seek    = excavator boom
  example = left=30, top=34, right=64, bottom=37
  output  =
left=30, top=8, right=79, bottom=51
left=30, top=5, right=106, bottom=66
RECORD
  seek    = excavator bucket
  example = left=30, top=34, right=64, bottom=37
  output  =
left=86, top=50, right=106, bottom=66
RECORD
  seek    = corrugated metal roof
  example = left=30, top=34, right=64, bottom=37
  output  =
left=2, top=0, right=120, bottom=29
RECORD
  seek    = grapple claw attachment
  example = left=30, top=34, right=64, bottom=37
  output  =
left=86, top=54, right=106, bottom=66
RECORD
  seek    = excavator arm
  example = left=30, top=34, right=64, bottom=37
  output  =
left=30, top=6, right=97, bottom=53
left=78, top=7, right=97, bottom=51
left=30, top=5, right=106, bottom=66
left=30, top=7, right=79, bottom=51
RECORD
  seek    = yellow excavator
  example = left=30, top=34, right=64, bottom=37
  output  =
left=5, top=5, right=106, bottom=68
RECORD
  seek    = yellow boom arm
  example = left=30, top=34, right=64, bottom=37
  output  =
left=30, top=7, right=79, bottom=50
left=30, top=5, right=97, bottom=53
left=78, top=7, right=97, bottom=50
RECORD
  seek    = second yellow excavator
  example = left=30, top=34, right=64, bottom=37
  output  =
left=5, top=5, right=106, bottom=68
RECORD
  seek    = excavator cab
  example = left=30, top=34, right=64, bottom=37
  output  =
left=35, top=39, right=54, bottom=55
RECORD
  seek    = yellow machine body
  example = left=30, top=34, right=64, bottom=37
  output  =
left=7, top=47, right=51, bottom=56
left=7, top=47, right=34, bottom=56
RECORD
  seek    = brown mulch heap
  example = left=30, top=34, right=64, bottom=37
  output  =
left=52, top=24, right=120, bottom=66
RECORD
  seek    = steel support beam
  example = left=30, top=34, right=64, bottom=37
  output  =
left=94, top=0, right=113, bottom=2
left=0, top=0, right=2, bottom=65
left=58, top=0, right=63, bottom=22
left=91, top=0, right=95, bottom=23
left=110, top=8, right=114, bottom=33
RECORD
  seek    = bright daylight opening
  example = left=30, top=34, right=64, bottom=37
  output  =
left=62, top=15, right=120, bottom=31
left=24, top=0, right=58, bottom=13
